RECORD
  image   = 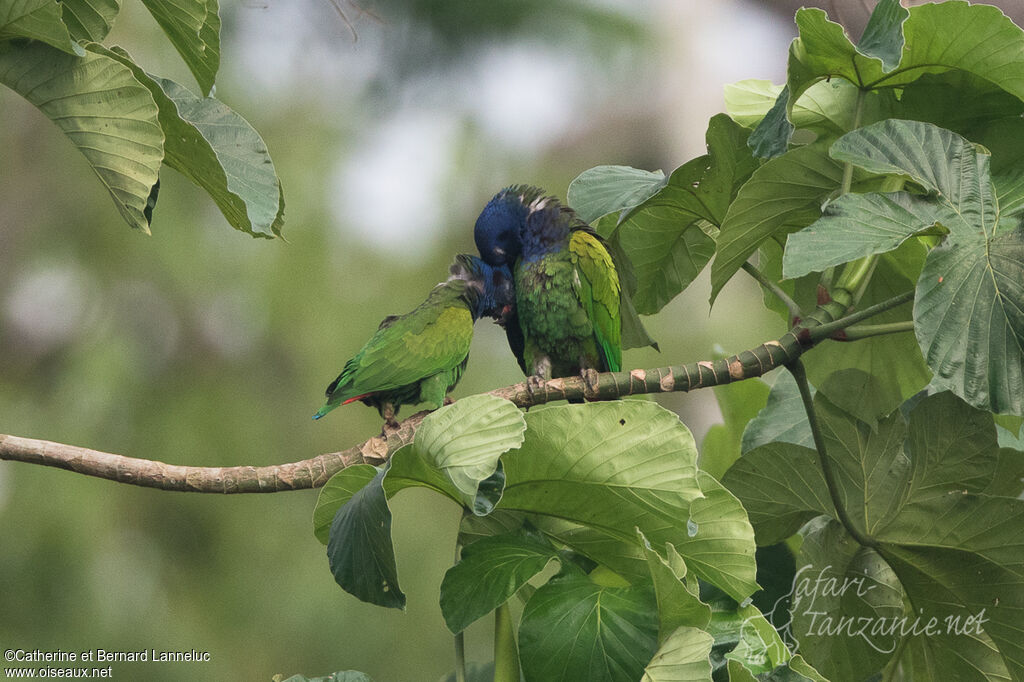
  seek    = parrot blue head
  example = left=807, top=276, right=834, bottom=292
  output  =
left=474, top=186, right=538, bottom=266
left=450, top=254, right=516, bottom=324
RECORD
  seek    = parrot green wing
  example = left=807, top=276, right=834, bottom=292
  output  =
left=569, top=228, right=622, bottom=372
left=346, top=303, right=474, bottom=396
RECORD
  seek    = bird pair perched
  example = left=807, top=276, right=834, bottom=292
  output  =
left=313, top=185, right=655, bottom=429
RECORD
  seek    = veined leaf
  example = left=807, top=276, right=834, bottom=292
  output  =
left=724, top=378, right=1024, bottom=679
left=638, top=530, right=711, bottom=641
left=312, top=464, right=378, bottom=545
left=0, top=41, right=163, bottom=232
left=789, top=517, right=905, bottom=681
left=710, top=141, right=844, bottom=305
left=140, top=0, right=220, bottom=95
left=497, top=401, right=758, bottom=601
left=384, top=394, right=525, bottom=513
left=0, top=0, right=83, bottom=54
left=61, top=0, right=120, bottom=42
left=325, top=468, right=404, bottom=609
left=567, top=165, right=666, bottom=224
left=440, top=528, right=559, bottom=634
left=740, top=371, right=813, bottom=455
left=803, top=120, right=1023, bottom=414
left=91, top=44, right=286, bottom=238
left=518, top=574, right=659, bottom=682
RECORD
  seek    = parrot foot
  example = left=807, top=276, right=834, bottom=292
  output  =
left=525, top=374, right=548, bottom=402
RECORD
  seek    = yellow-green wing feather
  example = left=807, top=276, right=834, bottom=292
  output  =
left=569, top=229, right=622, bottom=372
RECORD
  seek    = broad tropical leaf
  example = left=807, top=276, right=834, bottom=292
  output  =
left=139, top=0, right=220, bottom=95
left=0, top=42, right=162, bottom=232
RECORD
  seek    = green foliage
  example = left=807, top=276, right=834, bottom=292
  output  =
left=307, top=2, right=1024, bottom=679
left=0, top=0, right=283, bottom=234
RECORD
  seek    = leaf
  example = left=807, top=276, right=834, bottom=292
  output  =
left=139, top=0, right=220, bottom=95
left=497, top=400, right=702, bottom=541
left=60, top=0, right=120, bottom=42
left=710, top=142, right=844, bottom=305
left=384, top=395, right=525, bottom=513
left=0, top=42, right=163, bottom=232
left=677, top=472, right=759, bottom=601
left=782, top=191, right=943, bottom=278
left=829, top=120, right=997, bottom=238
left=567, top=165, right=666, bottom=224
left=854, top=0, right=909, bottom=71
left=725, top=78, right=891, bottom=139
left=916, top=228, right=1024, bottom=415
left=705, top=601, right=794, bottom=676
left=638, top=530, right=711, bottom=640
left=740, top=371, right=813, bottom=455
left=0, top=0, right=83, bottom=55
left=325, top=469, right=404, bottom=609
left=518, top=574, right=659, bottom=682
left=498, top=402, right=759, bottom=601
left=640, top=626, right=714, bottom=682
left=789, top=517, right=905, bottom=681
left=611, top=157, right=714, bottom=314
left=721, top=442, right=831, bottom=546
left=312, top=464, right=379, bottom=545
left=747, top=86, right=792, bottom=159
left=608, top=115, right=756, bottom=314
left=440, top=528, right=559, bottom=634
left=457, top=509, right=525, bottom=547
left=535, top=520, right=649, bottom=581
left=728, top=382, right=1024, bottom=678
left=91, top=44, right=286, bottom=237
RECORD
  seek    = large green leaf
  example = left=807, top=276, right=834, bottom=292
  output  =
left=325, top=468, right=404, bottom=609
left=60, top=0, right=120, bottom=42
left=567, top=165, right=666, bottom=224
left=497, top=401, right=759, bottom=601
left=91, top=44, right=285, bottom=238
left=139, top=0, right=220, bottom=95
left=640, top=626, right=714, bottom=682
left=518, top=573, right=659, bottom=682
left=385, top=394, right=525, bottom=512
left=782, top=191, right=942, bottom=278
left=710, top=142, right=844, bottom=304
left=812, top=120, right=1022, bottom=413
left=916, top=229, right=1024, bottom=415
left=789, top=517, right=904, bottom=681
left=725, top=378, right=1024, bottom=679
left=586, top=115, right=756, bottom=314
left=0, top=0, right=83, bottom=54
left=721, top=442, right=830, bottom=546
left=439, top=528, right=559, bottom=634
left=705, top=601, right=796, bottom=677
left=312, top=464, right=379, bottom=545
left=274, top=672, right=372, bottom=682
left=0, top=42, right=162, bottom=232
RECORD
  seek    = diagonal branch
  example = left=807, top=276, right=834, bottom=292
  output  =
left=0, top=290, right=915, bottom=493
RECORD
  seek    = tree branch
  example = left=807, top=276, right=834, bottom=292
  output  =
left=0, top=290, right=915, bottom=493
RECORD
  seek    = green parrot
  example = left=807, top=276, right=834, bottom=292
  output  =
left=313, top=255, right=514, bottom=427
left=474, top=185, right=652, bottom=379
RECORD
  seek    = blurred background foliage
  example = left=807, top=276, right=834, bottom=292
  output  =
left=7, top=1, right=1017, bottom=680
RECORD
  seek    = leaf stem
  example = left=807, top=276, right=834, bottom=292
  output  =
left=741, top=261, right=804, bottom=321
left=454, top=539, right=467, bottom=682
left=839, top=321, right=914, bottom=341
left=824, top=88, right=868, bottom=292
left=493, top=602, right=520, bottom=682
left=787, top=359, right=877, bottom=548
left=807, top=290, right=914, bottom=342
